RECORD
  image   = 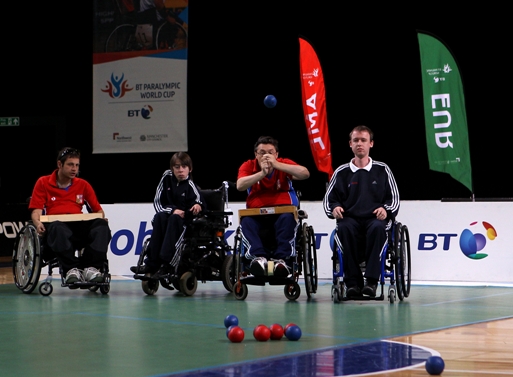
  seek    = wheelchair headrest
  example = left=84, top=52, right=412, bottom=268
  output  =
left=200, top=189, right=224, bottom=212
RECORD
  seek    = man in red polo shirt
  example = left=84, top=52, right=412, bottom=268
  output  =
left=29, top=147, right=111, bottom=284
left=236, top=136, right=310, bottom=277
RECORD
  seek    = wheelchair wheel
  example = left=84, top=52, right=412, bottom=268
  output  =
left=399, top=224, right=411, bottom=298
left=331, top=284, right=342, bottom=303
left=39, top=281, right=53, bottom=296
left=100, top=284, right=110, bottom=295
left=233, top=282, right=248, bottom=300
left=221, top=254, right=235, bottom=292
left=156, top=21, right=187, bottom=50
left=179, top=271, right=197, bottom=296
left=88, top=286, right=100, bottom=292
left=13, top=224, right=42, bottom=294
left=393, top=223, right=405, bottom=301
left=284, top=282, right=301, bottom=301
left=142, top=274, right=159, bottom=295
left=105, top=24, right=138, bottom=52
left=301, top=223, right=318, bottom=298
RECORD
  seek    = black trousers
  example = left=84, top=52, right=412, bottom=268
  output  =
left=146, top=211, right=187, bottom=269
left=335, top=217, right=388, bottom=288
left=45, top=219, right=111, bottom=275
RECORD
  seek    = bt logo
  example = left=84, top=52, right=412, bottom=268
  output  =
left=459, top=221, right=497, bottom=260
left=128, top=105, right=153, bottom=119
left=418, top=220, right=497, bottom=260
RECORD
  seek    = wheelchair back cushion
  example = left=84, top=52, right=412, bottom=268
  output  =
left=200, top=189, right=224, bottom=212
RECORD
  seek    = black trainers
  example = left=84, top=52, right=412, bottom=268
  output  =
left=346, top=285, right=361, bottom=297
left=249, top=257, right=267, bottom=276
left=362, top=282, right=377, bottom=297
left=130, top=265, right=151, bottom=274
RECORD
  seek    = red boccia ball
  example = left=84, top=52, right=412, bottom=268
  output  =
left=269, top=323, right=284, bottom=340
left=284, top=323, right=297, bottom=333
left=253, top=324, right=271, bottom=341
left=227, top=326, right=245, bottom=343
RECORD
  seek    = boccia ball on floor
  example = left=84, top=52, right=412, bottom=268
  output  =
left=269, top=324, right=284, bottom=340
left=285, top=325, right=302, bottom=341
left=425, top=355, right=445, bottom=375
left=224, top=314, right=238, bottom=328
left=227, top=326, right=245, bottom=343
left=253, top=324, right=271, bottom=341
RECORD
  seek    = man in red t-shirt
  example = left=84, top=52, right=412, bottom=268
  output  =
left=236, top=136, right=310, bottom=277
left=29, top=147, right=111, bottom=284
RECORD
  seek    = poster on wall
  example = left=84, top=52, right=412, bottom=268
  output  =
left=92, top=0, right=189, bottom=153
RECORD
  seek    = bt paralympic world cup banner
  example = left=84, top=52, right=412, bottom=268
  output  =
left=92, top=1, right=189, bottom=154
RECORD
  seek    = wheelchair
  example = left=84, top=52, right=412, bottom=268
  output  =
left=132, top=181, right=234, bottom=296
left=331, top=220, right=411, bottom=304
left=230, top=195, right=318, bottom=301
left=12, top=216, right=111, bottom=296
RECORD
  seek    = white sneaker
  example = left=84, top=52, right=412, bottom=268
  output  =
left=273, top=259, right=291, bottom=277
left=65, top=268, right=83, bottom=284
left=249, top=257, right=267, bottom=276
left=83, top=267, right=103, bottom=283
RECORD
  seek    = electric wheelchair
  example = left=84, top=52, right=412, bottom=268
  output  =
left=12, top=214, right=111, bottom=296
left=331, top=219, right=411, bottom=304
left=132, top=181, right=234, bottom=296
left=229, top=193, right=318, bottom=301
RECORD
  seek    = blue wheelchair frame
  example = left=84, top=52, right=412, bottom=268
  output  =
left=331, top=220, right=411, bottom=304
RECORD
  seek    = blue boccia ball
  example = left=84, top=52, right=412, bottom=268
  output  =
left=263, top=95, right=277, bottom=108
left=224, top=314, right=239, bottom=328
left=285, top=325, right=302, bottom=341
left=425, top=356, right=445, bottom=375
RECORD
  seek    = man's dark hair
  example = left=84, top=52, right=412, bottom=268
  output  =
left=253, top=136, right=279, bottom=152
left=349, top=125, right=374, bottom=141
left=57, top=147, right=80, bottom=163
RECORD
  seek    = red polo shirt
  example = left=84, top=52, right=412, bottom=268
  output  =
left=29, top=170, right=103, bottom=215
left=237, top=158, right=299, bottom=208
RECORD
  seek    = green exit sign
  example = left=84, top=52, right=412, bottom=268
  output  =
left=0, top=117, right=20, bottom=126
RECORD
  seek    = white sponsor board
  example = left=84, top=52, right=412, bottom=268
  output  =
left=96, top=201, right=512, bottom=285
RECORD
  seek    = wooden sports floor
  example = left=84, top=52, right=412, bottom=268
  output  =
left=1, top=266, right=512, bottom=377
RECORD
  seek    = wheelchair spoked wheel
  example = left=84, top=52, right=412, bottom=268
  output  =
left=221, top=254, right=235, bottom=292
left=399, top=224, right=411, bottom=298
left=284, top=281, right=301, bottom=301
left=105, top=24, right=138, bottom=52
left=155, top=22, right=188, bottom=51
left=394, top=223, right=411, bottom=301
left=179, top=271, right=197, bottom=296
left=302, top=223, right=318, bottom=298
left=393, top=223, right=404, bottom=301
left=142, top=274, right=160, bottom=295
left=231, top=227, right=248, bottom=300
left=13, top=224, right=42, bottom=294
